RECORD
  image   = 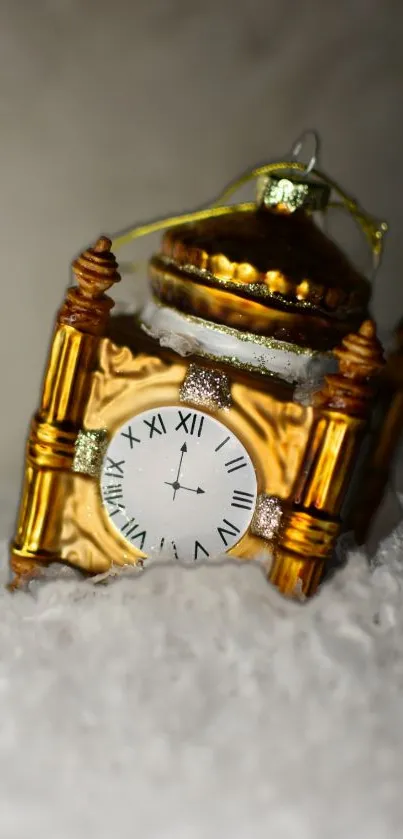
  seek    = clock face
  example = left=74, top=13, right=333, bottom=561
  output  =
left=100, top=406, right=257, bottom=562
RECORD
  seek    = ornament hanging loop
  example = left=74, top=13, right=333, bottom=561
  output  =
left=111, top=131, right=387, bottom=279
left=290, top=130, right=320, bottom=176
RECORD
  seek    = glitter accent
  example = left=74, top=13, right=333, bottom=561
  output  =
left=73, top=429, right=109, bottom=477
left=257, top=174, right=330, bottom=214
left=180, top=364, right=232, bottom=411
left=251, top=494, right=283, bottom=541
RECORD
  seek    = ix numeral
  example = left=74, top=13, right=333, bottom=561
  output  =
left=225, top=456, right=248, bottom=474
left=217, top=518, right=240, bottom=547
left=121, top=426, right=141, bottom=449
left=175, top=411, right=204, bottom=437
left=231, top=490, right=254, bottom=511
left=144, top=413, right=167, bottom=438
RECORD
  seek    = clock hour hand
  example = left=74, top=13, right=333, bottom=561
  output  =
left=164, top=481, right=205, bottom=496
left=179, top=485, right=205, bottom=495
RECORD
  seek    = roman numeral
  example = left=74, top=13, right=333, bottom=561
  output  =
left=103, top=484, right=124, bottom=504
left=194, top=540, right=209, bottom=561
left=217, top=518, right=240, bottom=547
left=120, top=518, right=146, bottom=550
left=104, top=457, right=125, bottom=480
left=121, top=426, right=141, bottom=448
left=225, top=456, right=247, bottom=474
left=175, top=411, right=204, bottom=437
left=160, top=537, right=179, bottom=559
left=215, top=435, right=230, bottom=452
left=231, top=490, right=254, bottom=511
left=143, top=413, right=167, bottom=438
left=109, top=505, right=125, bottom=517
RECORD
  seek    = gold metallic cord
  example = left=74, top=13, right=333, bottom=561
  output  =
left=111, top=160, right=387, bottom=274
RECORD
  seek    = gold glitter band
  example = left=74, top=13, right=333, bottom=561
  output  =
left=73, top=429, right=109, bottom=477
left=179, top=364, right=232, bottom=411
left=250, top=494, right=283, bottom=541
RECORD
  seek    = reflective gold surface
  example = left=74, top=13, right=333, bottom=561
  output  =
left=159, top=209, right=370, bottom=314
left=149, top=266, right=350, bottom=350
left=68, top=336, right=314, bottom=568
left=10, top=234, right=386, bottom=601
left=269, top=320, right=385, bottom=599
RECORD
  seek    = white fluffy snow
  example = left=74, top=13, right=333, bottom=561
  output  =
left=1, top=523, right=403, bottom=838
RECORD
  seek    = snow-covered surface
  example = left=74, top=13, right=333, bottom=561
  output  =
left=1, top=519, right=403, bottom=838
left=2, top=1, right=403, bottom=836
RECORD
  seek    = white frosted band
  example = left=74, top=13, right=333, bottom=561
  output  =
left=139, top=299, right=336, bottom=385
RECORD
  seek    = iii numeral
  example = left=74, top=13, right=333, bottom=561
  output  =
left=217, top=518, right=240, bottom=547
left=225, top=456, right=248, bottom=474
left=144, top=413, right=167, bottom=438
left=231, top=490, right=254, bottom=511
left=175, top=411, right=204, bottom=437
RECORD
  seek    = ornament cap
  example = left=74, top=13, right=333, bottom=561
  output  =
left=256, top=172, right=331, bottom=214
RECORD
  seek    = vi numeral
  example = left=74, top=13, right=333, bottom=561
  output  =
left=194, top=540, right=209, bottom=561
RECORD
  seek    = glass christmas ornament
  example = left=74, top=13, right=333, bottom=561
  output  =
left=10, top=136, right=391, bottom=599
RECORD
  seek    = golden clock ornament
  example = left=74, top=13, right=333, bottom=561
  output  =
left=11, top=135, right=397, bottom=599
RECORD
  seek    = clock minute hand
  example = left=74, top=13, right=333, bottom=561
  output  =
left=166, top=443, right=188, bottom=501
left=175, top=442, right=187, bottom=483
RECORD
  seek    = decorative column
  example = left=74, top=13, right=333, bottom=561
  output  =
left=10, top=237, right=120, bottom=586
left=269, top=320, right=384, bottom=599
left=352, top=320, right=403, bottom=543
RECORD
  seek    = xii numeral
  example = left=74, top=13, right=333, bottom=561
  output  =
left=217, top=518, right=240, bottom=547
left=144, top=413, right=166, bottom=438
left=231, top=490, right=254, bottom=511
left=175, top=411, right=204, bottom=437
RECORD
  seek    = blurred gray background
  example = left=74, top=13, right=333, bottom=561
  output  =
left=1, top=0, right=402, bottom=506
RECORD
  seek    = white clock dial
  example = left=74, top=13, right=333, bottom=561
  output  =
left=100, top=406, right=257, bottom=562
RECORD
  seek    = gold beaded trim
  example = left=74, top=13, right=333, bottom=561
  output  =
left=157, top=243, right=359, bottom=313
